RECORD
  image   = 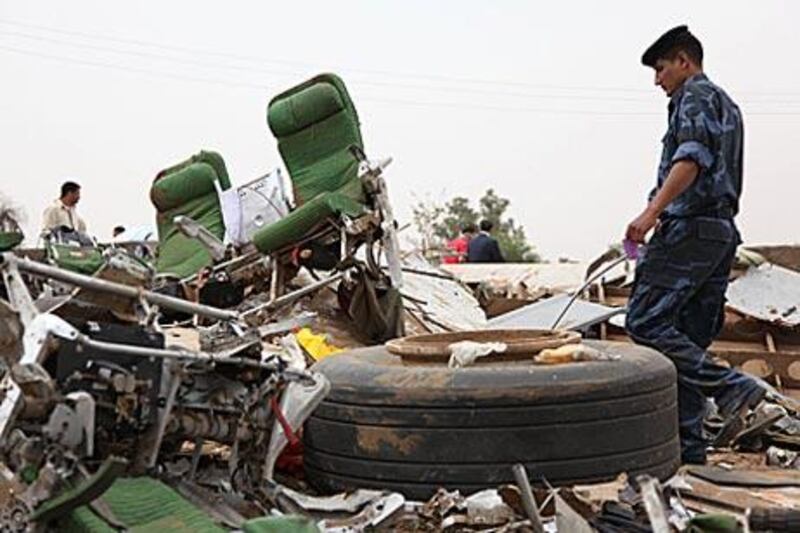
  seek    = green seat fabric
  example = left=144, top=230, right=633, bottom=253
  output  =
left=242, top=516, right=321, bottom=533
left=253, top=74, right=368, bottom=255
left=151, top=151, right=230, bottom=279
left=156, top=150, right=231, bottom=193
left=0, top=231, right=23, bottom=252
left=49, top=244, right=105, bottom=275
left=267, top=73, right=365, bottom=206
left=252, top=191, right=365, bottom=254
left=59, top=477, right=224, bottom=533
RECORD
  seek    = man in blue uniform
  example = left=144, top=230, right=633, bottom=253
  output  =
left=625, top=26, right=764, bottom=464
left=467, top=220, right=505, bottom=263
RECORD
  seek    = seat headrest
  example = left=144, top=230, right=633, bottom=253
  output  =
left=268, top=82, right=346, bottom=138
left=150, top=162, right=219, bottom=212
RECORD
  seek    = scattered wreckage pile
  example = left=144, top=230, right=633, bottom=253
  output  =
left=1, top=70, right=800, bottom=532
left=440, top=245, right=800, bottom=531
left=0, top=251, right=331, bottom=530
left=0, top=72, right=422, bottom=531
left=5, top=250, right=800, bottom=532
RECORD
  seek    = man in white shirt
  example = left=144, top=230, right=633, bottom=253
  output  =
left=41, top=181, right=87, bottom=235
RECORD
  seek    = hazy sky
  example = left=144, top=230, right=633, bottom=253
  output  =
left=1, top=1, right=798, bottom=260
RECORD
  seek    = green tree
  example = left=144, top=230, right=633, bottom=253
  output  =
left=411, top=189, right=540, bottom=263
left=441, top=196, right=478, bottom=240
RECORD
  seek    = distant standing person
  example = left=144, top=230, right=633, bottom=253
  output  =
left=41, top=181, right=87, bottom=234
left=624, top=26, right=763, bottom=464
left=467, top=220, right=504, bottom=263
left=443, top=224, right=476, bottom=264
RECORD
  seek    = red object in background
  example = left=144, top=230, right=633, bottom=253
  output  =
left=442, top=235, right=469, bottom=264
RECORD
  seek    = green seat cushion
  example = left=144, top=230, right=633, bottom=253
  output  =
left=49, top=244, right=105, bottom=275
left=267, top=74, right=365, bottom=206
left=243, top=516, right=320, bottom=533
left=0, top=231, right=23, bottom=252
left=59, top=477, right=224, bottom=533
left=252, top=191, right=365, bottom=254
left=151, top=151, right=230, bottom=279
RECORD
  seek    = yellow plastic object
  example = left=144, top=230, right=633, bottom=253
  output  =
left=295, top=328, right=343, bottom=361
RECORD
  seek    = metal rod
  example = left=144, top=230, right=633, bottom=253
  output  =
left=179, top=251, right=260, bottom=285
left=76, top=334, right=267, bottom=369
left=138, top=363, right=183, bottom=470
left=551, top=254, right=628, bottom=329
left=381, top=265, right=457, bottom=281
left=637, top=476, right=671, bottom=533
left=241, top=271, right=346, bottom=318
left=512, top=464, right=546, bottom=533
left=4, top=253, right=238, bottom=322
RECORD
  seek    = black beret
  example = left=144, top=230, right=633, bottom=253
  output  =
left=641, top=25, right=698, bottom=67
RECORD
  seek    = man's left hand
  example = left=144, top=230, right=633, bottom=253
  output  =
left=626, top=207, right=659, bottom=243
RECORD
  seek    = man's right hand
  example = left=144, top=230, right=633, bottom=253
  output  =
left=625, top=206, right=660, bottom=243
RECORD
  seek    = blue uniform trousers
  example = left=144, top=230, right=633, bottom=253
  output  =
left=626, top=216, right=762, bottom=462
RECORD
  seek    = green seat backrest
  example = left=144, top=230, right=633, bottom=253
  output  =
left=267, top=74, right=365, bottom=207
left=150, top=151, right=231, bottom=279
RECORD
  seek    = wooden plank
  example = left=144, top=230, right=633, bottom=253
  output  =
left=605, top=333, right=800, bottom=387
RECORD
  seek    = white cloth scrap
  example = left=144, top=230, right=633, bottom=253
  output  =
left=448, top=341, right=507, bottom=368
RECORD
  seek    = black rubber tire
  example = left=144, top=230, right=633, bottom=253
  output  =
left=304, top=340, right=680, bottom=499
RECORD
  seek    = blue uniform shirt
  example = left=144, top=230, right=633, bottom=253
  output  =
left=653, top=73, right=744, bottom=218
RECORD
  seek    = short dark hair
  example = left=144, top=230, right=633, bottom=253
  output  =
left=61, top=181, right=81, bottom=198
left=642, top=25, right=703, bottom=68
left=479, top=220, right=493, bottom=232
left=462, top=223, right=477, bottom=234
left=113, top=225, right=126, bottom=236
